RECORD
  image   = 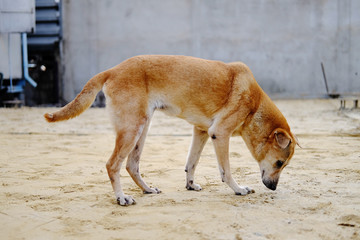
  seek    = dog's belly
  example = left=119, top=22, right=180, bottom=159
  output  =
left=153, top=100, right=213, bottom=131
left=176, top=111, right=212, bottom=131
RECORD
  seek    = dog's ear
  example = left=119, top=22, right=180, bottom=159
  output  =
left=274, top=129, right=291, bottom=149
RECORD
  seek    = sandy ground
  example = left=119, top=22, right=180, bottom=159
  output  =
left=0, top=99, right=359, bottom=240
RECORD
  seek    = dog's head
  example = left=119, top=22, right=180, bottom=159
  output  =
left=258, top=128, right=298, bottom=191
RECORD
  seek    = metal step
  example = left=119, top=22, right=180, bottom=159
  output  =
left=28, top=0, right=62, bottom=48
left=35, top=0, right=60, bottom=8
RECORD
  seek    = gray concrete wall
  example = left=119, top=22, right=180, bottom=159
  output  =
left=0, top=0, right=35, bottom=79
left=61, top=0, right=360, bottom=101
left=0, top=0, right=35, bottom=33
left=0, top=33, right=22, bottom=79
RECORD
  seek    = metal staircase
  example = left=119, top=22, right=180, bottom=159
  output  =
left=28, top=0, right=62, bottom=50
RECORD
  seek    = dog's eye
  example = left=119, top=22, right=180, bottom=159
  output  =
left=275, top=160, right=284, bottom=168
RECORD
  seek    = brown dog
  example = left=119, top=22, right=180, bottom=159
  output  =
left=44, top=55, right=298, bottom=206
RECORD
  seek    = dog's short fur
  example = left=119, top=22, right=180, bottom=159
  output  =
left=45, top=55, right=298, bottom=206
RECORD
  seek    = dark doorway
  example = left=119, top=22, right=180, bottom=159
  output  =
left=25, top=0, right=62, bottom=106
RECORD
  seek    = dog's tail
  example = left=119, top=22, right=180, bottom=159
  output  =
left=44, top=71, right=109, bottom=122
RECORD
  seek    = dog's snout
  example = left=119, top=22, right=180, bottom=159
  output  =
left=268, top=182, right=277, bottom=191
left=262, top=179, right=278, bottom=191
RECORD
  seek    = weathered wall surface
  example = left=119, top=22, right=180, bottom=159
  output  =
left=0, top=34, right=22, bottom=79
left=0, top=0, right=35, bottom=79
left=62, top=0, right=360, bottom=101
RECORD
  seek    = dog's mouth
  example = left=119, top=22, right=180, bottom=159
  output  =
left=262, top=178, right=278, bottom=191
left=260, top=161, right=280, bottom=191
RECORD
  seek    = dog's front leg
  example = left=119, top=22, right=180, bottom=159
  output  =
left=210, top=133, right=254, bottom=196
left=185, top=127, right=209, bottom=191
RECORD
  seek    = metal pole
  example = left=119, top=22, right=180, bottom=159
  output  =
left=8, top=33, right=14, bottom=92
left=21, top=33, right=37, bottom=87
left=321, top=62, right=329, bottom=95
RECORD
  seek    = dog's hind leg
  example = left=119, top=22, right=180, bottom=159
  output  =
left=106, top=123, right=146, bottom=206
left=185, top=127, right=209, bottom=191
left=126, top=115, right=161, bottom=194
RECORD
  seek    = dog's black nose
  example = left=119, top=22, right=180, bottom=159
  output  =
left=263, top=179, right=278, bottom=191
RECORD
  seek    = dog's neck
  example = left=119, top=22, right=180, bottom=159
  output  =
left=240, top=93, right=290, bottom=162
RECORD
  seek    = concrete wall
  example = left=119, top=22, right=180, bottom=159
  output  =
left=0, top=0, right=35, bottom=33
left=0, top=0, right=35, bottom=79
left=61, top=0, right=360, bottom=101
left=0, top=33, right=22, bottom=79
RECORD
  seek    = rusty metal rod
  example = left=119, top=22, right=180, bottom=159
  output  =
left=321, top=62, right=329, bottom=94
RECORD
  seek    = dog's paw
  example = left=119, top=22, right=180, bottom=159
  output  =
left=117, top=195, right=136, bottom=206
left=143, top=187, right=161, bottom=194
left=235, top=186, right=255, bottom=196
left=186, top=182, right=202, bottom=191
